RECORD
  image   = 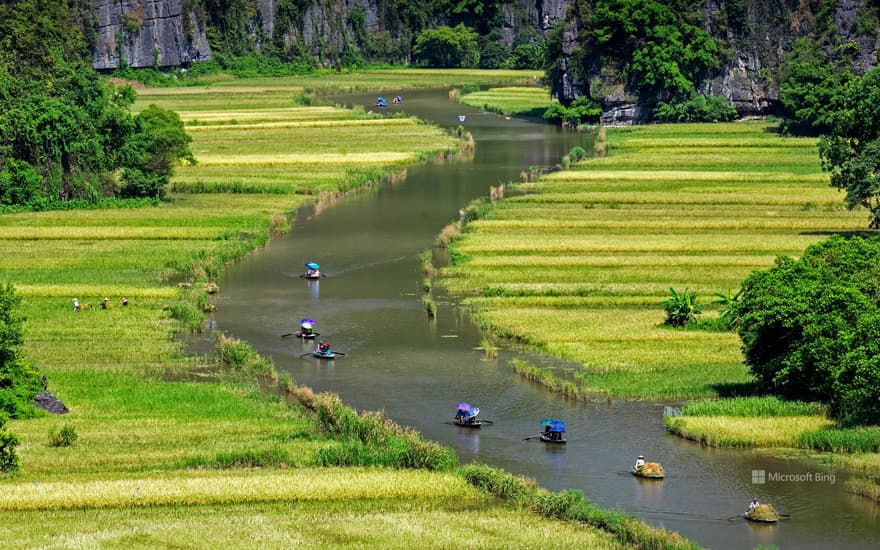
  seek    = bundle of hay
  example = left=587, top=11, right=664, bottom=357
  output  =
left=633, top=462, right=665, bottom=478
left=745, top=503, right=779, bottom=523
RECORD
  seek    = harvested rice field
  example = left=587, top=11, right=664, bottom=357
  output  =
left=441, top=122, right=867, bottom=399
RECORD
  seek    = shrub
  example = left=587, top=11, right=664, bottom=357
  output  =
left=735, top=235, right=880, bottom=424
left=544, top=96, right=601, bottom=126
left=653, top=95, right=739, bottom=122
left=0, top=284, right=43, bottom=419
left=168, top=299, right=204, bottom=333
left=214, top=333, right=276, bottom=380
left=661, top=287, right=701, bottom=327
left=0, top=424, right=20, bottom=473
left=48, top=424, right=78, bottom=447
left=568, top=146, right=588, bottom=162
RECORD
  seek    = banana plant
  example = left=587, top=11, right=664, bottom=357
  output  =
left=661, top=287, right=701, bottom=327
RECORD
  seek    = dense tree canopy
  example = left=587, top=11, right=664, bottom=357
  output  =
left=0, top=0, right=193, bottom=208
left=735, top=236, right=880, bottom=425
left=817, top=67, right=880, bottom=228
left=544, top=0, right=719, bottom=108
left=778, top=40, right=851, bottom=136
left=413, top=24, right=479, bottom=68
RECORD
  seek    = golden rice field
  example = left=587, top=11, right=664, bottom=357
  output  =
left=2, top=70, right=630, bottom=547
left=442, top=122, right=867, bottom=399
left=664, top=416, right=835, bottom=448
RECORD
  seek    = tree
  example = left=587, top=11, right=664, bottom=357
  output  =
left=588, top=0, right=718, bottom=102
left=778, top=41, right=849, bottom=136
left=0, top=284, right=42, bottom=419
left=0, top=1, right=193, bottom=207
left=818, top=67, right=880, bottom=228
left=119, top=105, right=194, bottom=198
left=0, top=283, right=42, bottom=473
left=734, top=236, right=880, bottom=425
left=413, top=24, right=479, bottom=68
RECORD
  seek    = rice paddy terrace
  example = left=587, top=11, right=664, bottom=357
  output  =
left=442, top=122, right=867, bottom=399
left=0, top=71, right=636, bottom=547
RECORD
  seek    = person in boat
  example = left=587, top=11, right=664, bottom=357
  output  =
left=392, top=95, right=402, bottom=104
left=747, top=498, right=760, bottom=512
left=455, top=408, right=467, bottom=422
left=316, top=341, right=331, bottom=355
left=306, top=268, right=319, bottom=277
left=634, top=455, right=646, bottom=469
left=299, top=322, right=314, bottom=337
left=543, top=425, right=561, bottom=441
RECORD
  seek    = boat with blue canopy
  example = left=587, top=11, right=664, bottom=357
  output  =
left=539, top=419, right=566, bottom=444
left=303, top=261, right=321, bottom=279
left=453, top=403, right=482, bottom=427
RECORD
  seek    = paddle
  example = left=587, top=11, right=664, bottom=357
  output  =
left=333, top=352, right=345, bottom=356
left=299, top=352, right=312, bottom=357
left=479, top=419, right=495, bottom=424
left=281, top=333, right=296, bottom=337
left=522, top=433, right=544, bottom=441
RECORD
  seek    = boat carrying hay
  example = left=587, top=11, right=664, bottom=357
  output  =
left=632, top=462, right=665, bottom=479
left=745, top=503, right=779, bottom=523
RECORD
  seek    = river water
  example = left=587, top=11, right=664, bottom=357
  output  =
left=209, top=89, right=879, bottom=549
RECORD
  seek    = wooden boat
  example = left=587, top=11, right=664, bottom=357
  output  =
left=632, top=462, right=665, bottom=479
left=744, top=504, right=779, bottom=523
left=453, top=418, right=482, bottom=428
left=312, top=351, right=336, bottom=359
left=539, top=433, right=567, bottom=444
left=296, top=331, right=318, bottom=340
left=303, top=272, right=321, bottom=279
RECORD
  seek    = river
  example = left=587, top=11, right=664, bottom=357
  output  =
left=209, top=88, right=879, bottom=549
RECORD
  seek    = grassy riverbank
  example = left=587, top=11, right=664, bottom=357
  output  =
left=2, top=69, right=684, bottom=547
left=440, top=122, right=866, bottom=399
left=459, top=86, right=553, bottom=117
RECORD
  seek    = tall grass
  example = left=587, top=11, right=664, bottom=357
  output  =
left=511, top=359, right=581, bottom=400
left=480, top=337, right=498, bottom=359
left=798, top=427, right=880, bottom=453
left=460, top=464, right=699, bottom=550
left=680, top=397, right=825, bottom=417
left=847, top=477, right=880, bottom=503
left=309, top=393, right=458, bottom=471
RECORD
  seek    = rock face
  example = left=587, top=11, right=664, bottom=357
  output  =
left=87, top=0, right=880, bottom=121
left=555, top=0, right=880, bottom=122
left=92, top=0, right=211, bottom=70
left=35, top=390, right=69, bottom=415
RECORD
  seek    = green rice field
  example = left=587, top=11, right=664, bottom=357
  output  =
left=459, top=86, right=554, bottom=116
left=441, top=122, right=867, bottom=399
left=1, top=69, right=642, bottom=546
